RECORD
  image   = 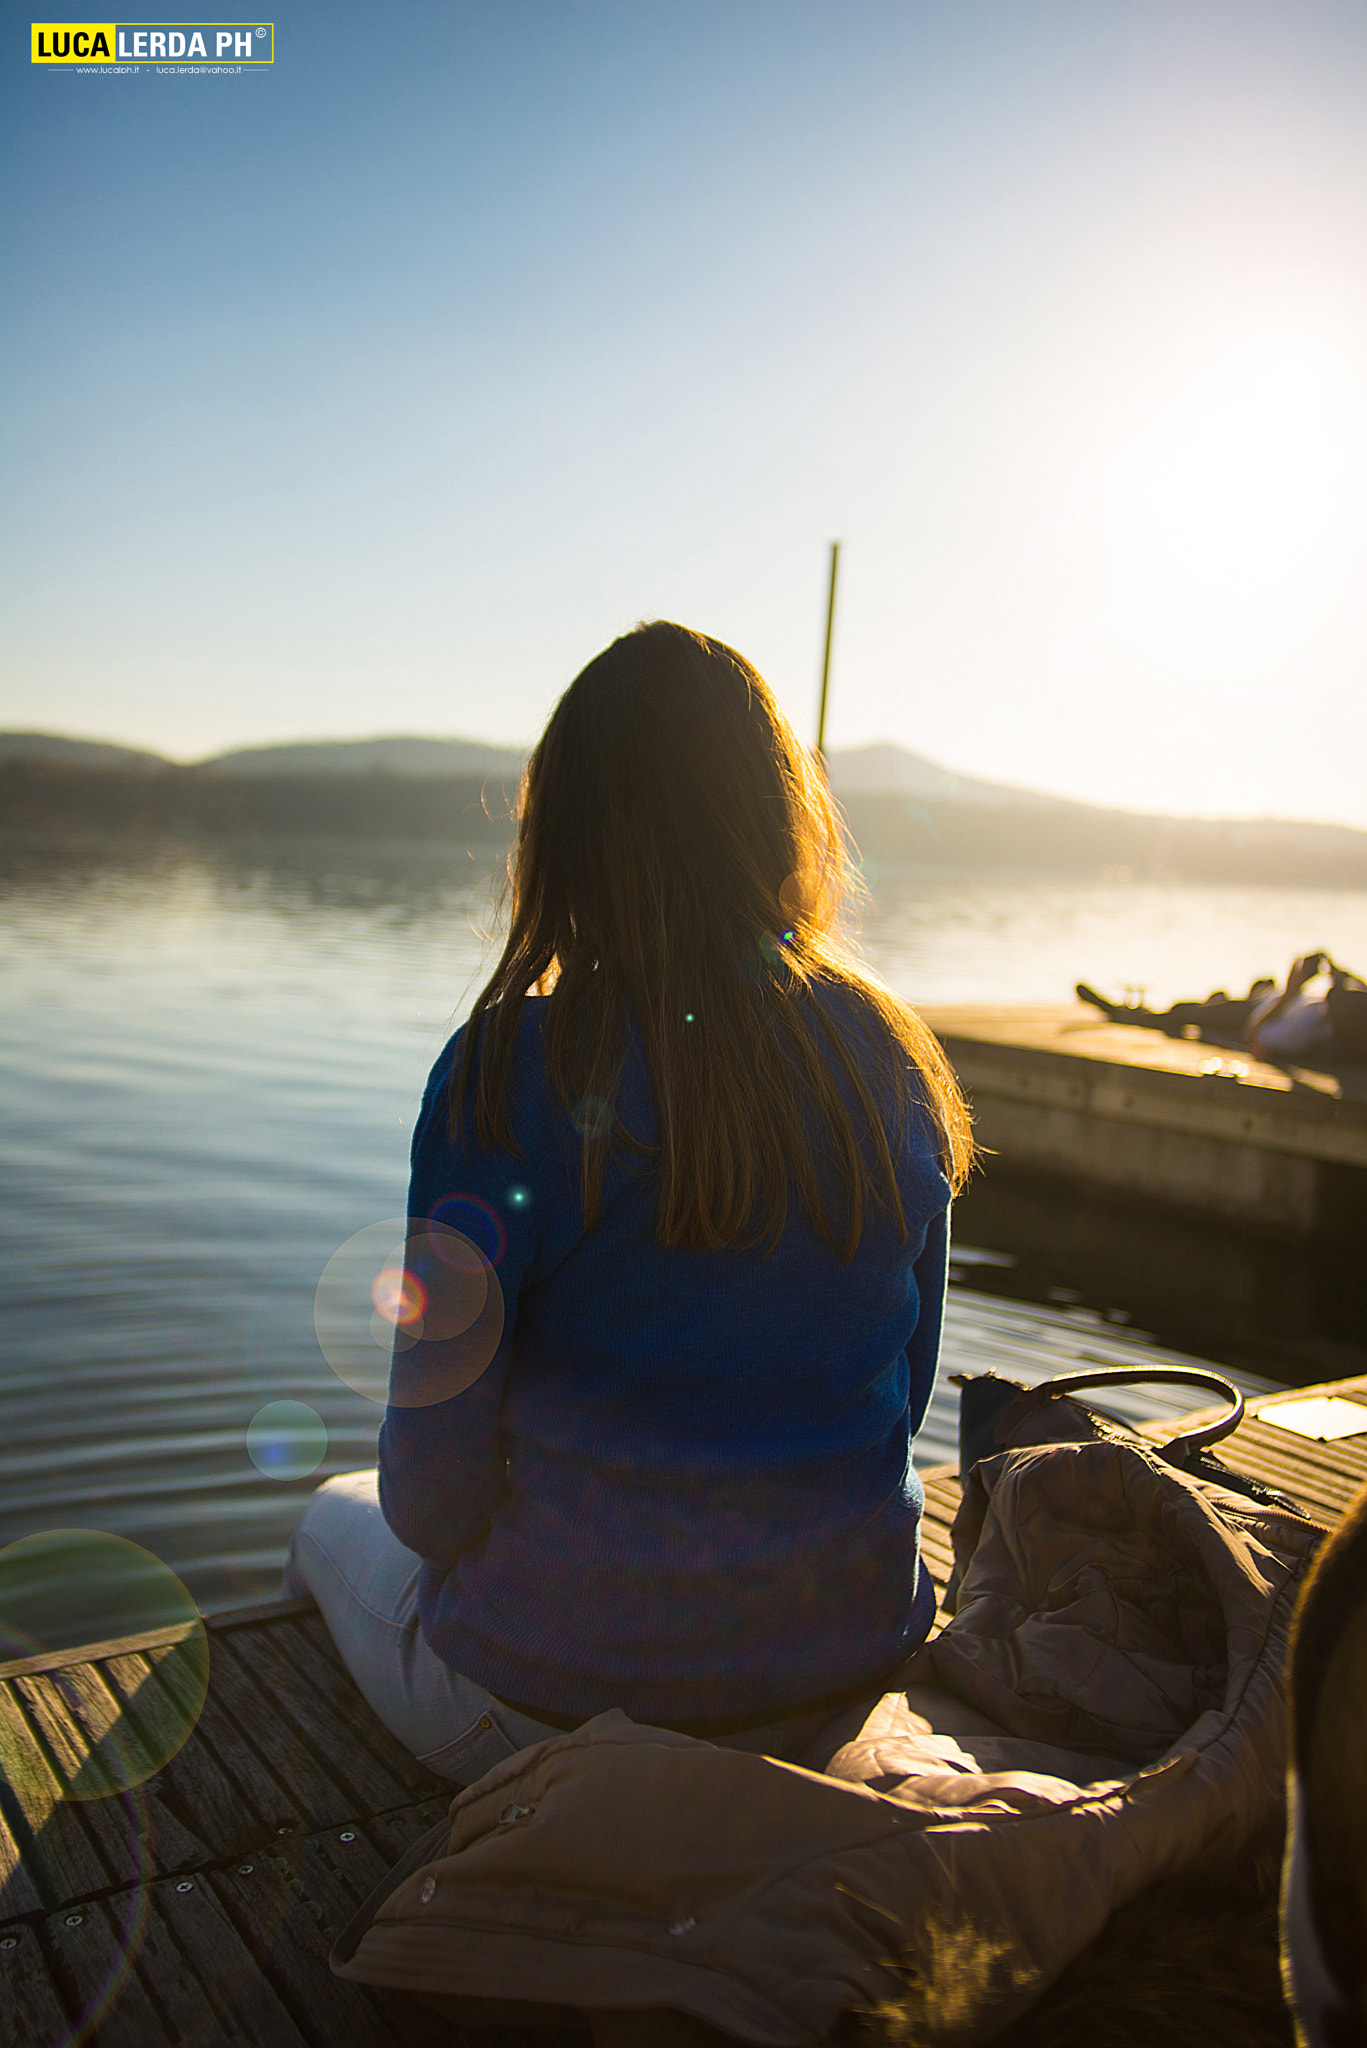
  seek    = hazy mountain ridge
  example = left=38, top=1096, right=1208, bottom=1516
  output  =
left=202, top=735, right=528, bottom=780
left=0, top=731, right=169, bottom=773
left=0, top=727, right=1207, bottom=811
left=4, top=730, right=1367, bottom=883
left=0, top=731, right=527, bottom=781
left=828, top=740, right=1031, bottom=808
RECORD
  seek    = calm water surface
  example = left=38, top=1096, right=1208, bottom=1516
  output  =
left=5, top=834, right=1366, bottom=1626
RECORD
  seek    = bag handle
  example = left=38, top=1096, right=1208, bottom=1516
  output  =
left=1036, top=1366, right=1244, bottom=1466
left=950, top=1364, right=1247, bottom=1483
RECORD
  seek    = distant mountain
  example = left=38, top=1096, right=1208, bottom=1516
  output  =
left=0, top=731, right=170, bottom=773
left=4, top=729, right=1367, bottom=884
left=0, top=729, right=1118, bottom=805
left=0, top=729, right=1050, bottom=799
left=199, top=735, right=526, bottom=780
left=827, top=742, right=1031, bottom=809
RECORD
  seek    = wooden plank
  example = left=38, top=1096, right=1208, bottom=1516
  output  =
left=292, top=1612, right=449, bottom=1803
left=0, top=1682, right=109, bottom=1908
left=921, top=1467, right=961, bottom=1520
left=921, top=1492, right=961, bottom=1534
left=920, top=1504, right=959, bottom=1542
left=0, top=1603, right=313, bottom=1687
left=216, top=1818, right=590, bottom=2039
left=1167, top=1417, right=1365, bottom=1521
left=97, top=1647, right=236, bottom=1874
left=1238, top=1422, right=1367, bottom=1489
left=1212, top=1455, right=1343, bottom=1515
left=920, top=1474, right=962, bottom=1557
left=1161, top=1378, right=1367, bottom=1447
left=920, top=1470, right=963, bottom=1610
left=238, top=1620, right=426, bottom=1814
left=0, top=1778, right=44, bottom=1920
left=285, top=1613, right=447, bottom=1801
left=211, top=1825, right=448, bottom=2048
left=919, top=1496, right=959, bottom=1539
left=14, top=1663, right=132, bottom=1802
left=1254, top=1374, right=1367, bottom=1406
left=1216, top=1432, right=1365, bottom=1502
left=208, top=1595, right=318, bottom=1635
left=923, top=1003, right=1367, bottom=1163
left=199, top=1628, right=359, bottom=1834
left=149, top=1628, right=311, bottom=1848
left=0, top=1619, right=203, bottom=1685
left=137, top=1871, right=313, bottom=2048
left=0, top=1918, right=73, bottom=2047
left=18, top=1656, right=204, bottom=1842
left=11, top=1669, right=166, bottom=1895
left=45, top=1891, right=175, bottom=2048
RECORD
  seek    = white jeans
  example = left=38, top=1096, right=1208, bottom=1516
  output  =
left=281, top=1468, right=564, bottom=1784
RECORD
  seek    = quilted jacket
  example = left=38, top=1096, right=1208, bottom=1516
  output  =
left=333, top=1417, right=1321, bottom=2044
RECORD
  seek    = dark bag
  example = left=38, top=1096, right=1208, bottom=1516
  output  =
left=945, top=1365, right=1306, bottom=1612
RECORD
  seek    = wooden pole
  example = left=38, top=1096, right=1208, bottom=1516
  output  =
left=815, top=540, right=840, bottom=766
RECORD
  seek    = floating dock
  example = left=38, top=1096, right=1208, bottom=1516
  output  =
left=4, top=1375, right=1367, bottom=2047
left=922, top=1004, right=1367, bottom=1236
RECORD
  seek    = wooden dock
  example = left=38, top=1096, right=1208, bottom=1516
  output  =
left=4, top=1376, right=1366, bottom=2047
left=921, top=1004, right=1367, bottom=1237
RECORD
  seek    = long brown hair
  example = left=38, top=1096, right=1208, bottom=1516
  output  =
left=450, top=620, right=972, bottom=1254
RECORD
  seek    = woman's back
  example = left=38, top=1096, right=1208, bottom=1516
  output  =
left=380, top=978, right=951, bottom=1726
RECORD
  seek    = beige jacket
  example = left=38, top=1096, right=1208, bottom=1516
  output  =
left=333, top=1432, right=1320, bottom=2045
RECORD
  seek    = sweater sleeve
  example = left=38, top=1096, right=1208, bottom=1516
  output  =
left=904, top=1202, right=950, bottom=1439
left=376, top=1035, right=542, bottom=1570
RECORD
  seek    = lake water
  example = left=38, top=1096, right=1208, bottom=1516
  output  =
left=5, top=831, right=1366, bottom=1631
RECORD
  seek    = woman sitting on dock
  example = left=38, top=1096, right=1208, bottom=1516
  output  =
left=285, top=619, right=972, bottom=1784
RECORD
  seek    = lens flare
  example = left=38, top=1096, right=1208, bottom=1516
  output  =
left=314, top=1217, right=504, bottom=1406
left=246, top=1401, right=328, bottom=1480
left=371, top=1264, right=427, bottom=1327
left=388, top=1220, right=504, bottom=1408
left=430, top=1190, right=508, bottom=1266
left=373, top=1304, right=424, bottom=1350
left=0, top=1532, right=208, bottom=1800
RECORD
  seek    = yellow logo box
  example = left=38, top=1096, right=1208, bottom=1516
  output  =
left=32, top=22, right=115, bottom=58
left=31, top=22, right=275, bottom=62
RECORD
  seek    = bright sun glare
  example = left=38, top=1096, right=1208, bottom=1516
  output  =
left=1097, top=314, right=1367, bottom=681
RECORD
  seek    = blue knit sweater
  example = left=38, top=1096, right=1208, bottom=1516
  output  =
left=378, top=985, right=951, bottom=1725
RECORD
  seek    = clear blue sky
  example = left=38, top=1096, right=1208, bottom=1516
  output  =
left=4, top=0, right=1367, bottom=823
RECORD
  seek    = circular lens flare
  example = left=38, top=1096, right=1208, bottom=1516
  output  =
left=246, top=1401, right=329, bottom=1480
left=315, top=1218, right=504, bottom=1406
left=370, top=1264, right=427, bottom=1328
left=0, top=1532, right=208, bottom=1800
left=430, top=1190, right=508, bottom=1266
